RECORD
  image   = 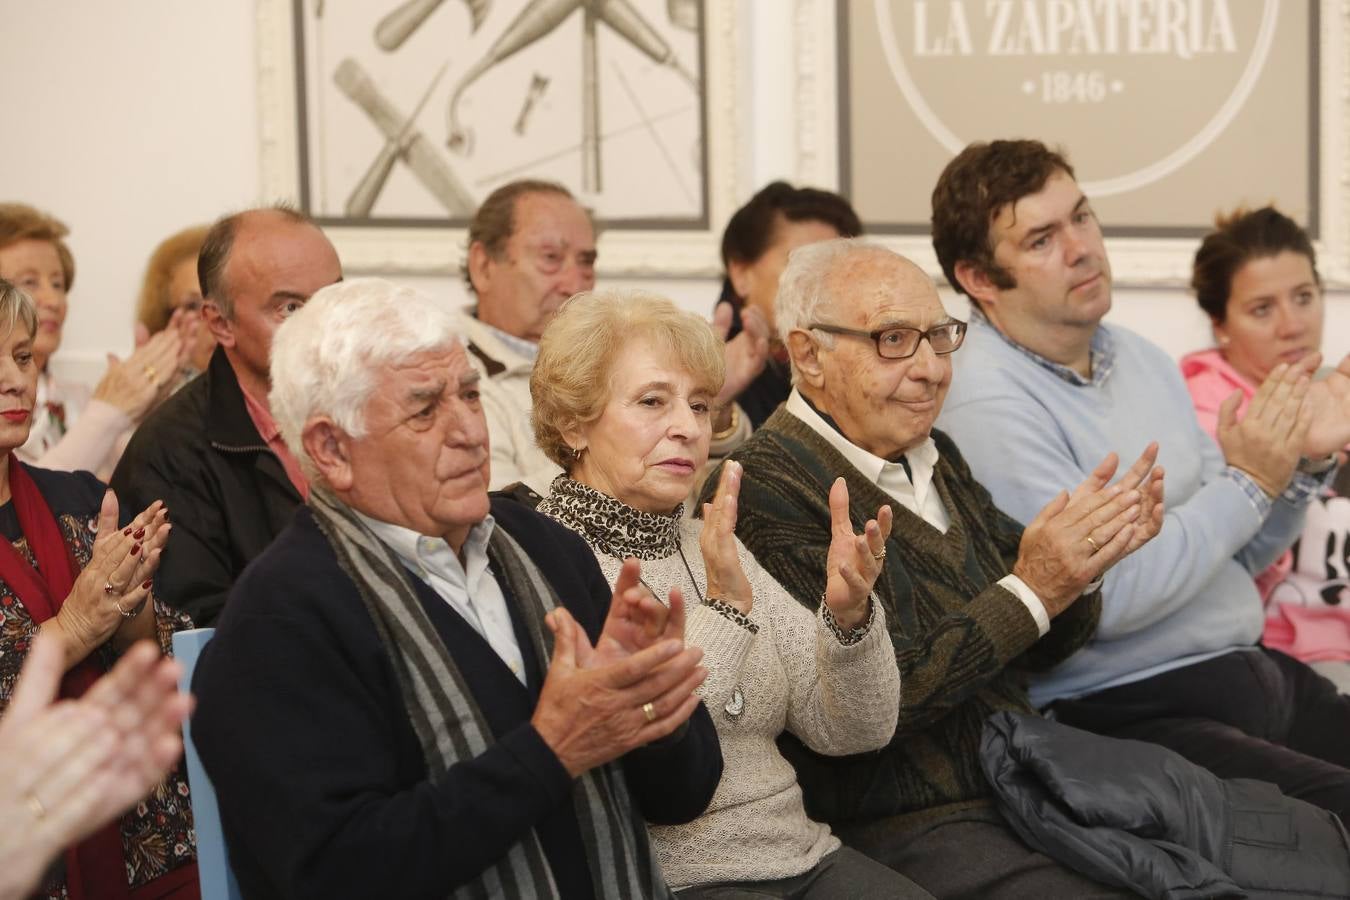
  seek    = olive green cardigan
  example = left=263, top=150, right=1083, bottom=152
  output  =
left=705, top=407, right=1101, bottom=826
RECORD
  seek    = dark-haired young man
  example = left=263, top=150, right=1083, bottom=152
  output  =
left=111, top=207, right=342, bottom=625
left=934, top=139, right=1350, bottom=820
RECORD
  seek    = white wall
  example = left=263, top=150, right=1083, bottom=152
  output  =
left=1, top=0, right=1345, bottom=385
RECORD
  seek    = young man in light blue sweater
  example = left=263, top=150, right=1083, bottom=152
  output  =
left=933, top=139, right=1350, bottom=821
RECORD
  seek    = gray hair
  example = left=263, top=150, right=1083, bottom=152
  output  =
left=0, top=278, right=38, bottom=344
left=774, top=238, right=890, bottom=380
left=269, top=278, right=462, bottom=477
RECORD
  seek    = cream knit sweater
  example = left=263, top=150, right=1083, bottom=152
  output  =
left=538, top=478, right=901, bottom=888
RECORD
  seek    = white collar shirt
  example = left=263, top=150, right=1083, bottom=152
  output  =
left=786, top=389, right=951, bottom=533
left=355, top=511, right=528, bottom=685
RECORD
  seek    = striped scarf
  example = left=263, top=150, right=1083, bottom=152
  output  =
left=308, top=489, right=672, bottom=899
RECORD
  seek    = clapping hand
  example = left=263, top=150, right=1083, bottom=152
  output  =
left=699, top=461, right=753, bottom=614
left=1303, top=353, right=1350, bottom=459
left=532, top=606, right=706, bottom=778
left=0, top=634, right=191, bottom=900
left=712, top=302, right=771, bottom=412
left=590, top=559, right=686, bottom=664
left=1013, top=452, right=1147, bottom=617
left=823, top=478, right=894, bottom=631
left=1218, top=357, right=1315, bottom=497
left=47, top=494, right=170, bottom=669
left=93, top=327, right=186, bottom=424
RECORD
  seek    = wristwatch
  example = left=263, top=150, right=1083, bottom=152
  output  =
left=1297, top=454, right=1338, bottom=475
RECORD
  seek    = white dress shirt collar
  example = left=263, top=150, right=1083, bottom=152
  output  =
left=785, top=389, right=949, bottom=532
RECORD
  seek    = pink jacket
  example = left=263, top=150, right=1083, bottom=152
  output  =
left=1181, top=348, right=1350, bottom=662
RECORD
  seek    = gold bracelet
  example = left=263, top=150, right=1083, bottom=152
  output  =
left=711, top=404, right=741, bottom=442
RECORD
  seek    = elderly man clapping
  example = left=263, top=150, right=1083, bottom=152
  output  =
left=191, top=278, right=722, bottom=900
left=706, top=240, right=1165, bottom=897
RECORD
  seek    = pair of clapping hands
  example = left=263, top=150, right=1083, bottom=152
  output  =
left=0, top=635, right=191, bottom=900
left=96, top=308, right=199, bottom=425
left=1013, top=444, right=1167, bottom=618
left=44, top=493, right=172, bottom=670
left=1218, top=353, right=1350, bottom=498
left=531, top=460, right=895, bottom=778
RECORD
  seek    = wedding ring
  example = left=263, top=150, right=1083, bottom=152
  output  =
left=25, top=791, right=45, bottom=820
left=642, top=702, right=656, bottom=723
left=1085, top=536, right=1101, bottom=553
left=871, top=548, right=887, bottom=562
left=103, top=581, right=116, bottom=595
left=114, top=597, right=137, bottom=618
left=143, top=365, right=157, bottom=381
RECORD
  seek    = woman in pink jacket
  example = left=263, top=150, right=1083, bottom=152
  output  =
left=1182, top=206, right=1350, bottom=690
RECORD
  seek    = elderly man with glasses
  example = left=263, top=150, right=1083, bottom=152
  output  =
left=703, top=239, right=1163, bottom=897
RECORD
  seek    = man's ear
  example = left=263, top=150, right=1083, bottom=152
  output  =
left=785, top=329, right=825, bottom=389
left=202, top=300, right=235, bottom=348
left=303, top=418, right=352, bottom=491
left=954, top=261, right=1000, bottom=312
left=467, top=241, right=494, bottom=297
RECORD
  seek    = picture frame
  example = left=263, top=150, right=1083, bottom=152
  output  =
left=792, top=0, right=1350, bottom=286
left=256, top=0, right=742, bottom=276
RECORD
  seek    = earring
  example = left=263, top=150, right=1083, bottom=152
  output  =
left=571, top=445, right=584, bottom=461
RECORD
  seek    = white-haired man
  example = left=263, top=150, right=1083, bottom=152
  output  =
left=705, top=239, right=1164, bottom=897
left=192, top=278, right=722, bottom=899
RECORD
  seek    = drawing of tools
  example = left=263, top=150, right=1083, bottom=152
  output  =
left=513, top=74, right=550, bottom=135
left=375, top=0, right=491, bottom=50
left=345, top=62, right=451, bottom=217
left=333, top=58, right=476, bottom=216
left=445, top=0, right=697, bottom=191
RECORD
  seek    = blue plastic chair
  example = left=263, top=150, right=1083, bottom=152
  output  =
left=173, top=628, right=243, bottom=900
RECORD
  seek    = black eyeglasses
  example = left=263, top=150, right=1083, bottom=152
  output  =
left=808, top=320, right=967, bottom=359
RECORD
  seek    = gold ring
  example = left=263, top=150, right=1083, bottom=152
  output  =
left=871, top=548, right=886, bottom=562
left=642, top=702, right=656, bottom=723
left=1086, top=536, right=1101, bottom=553
left=25, top=791, right=45, bottom=820
left=143, top=365, right=157, bottom=381
left=103, top=581, right=117, bottom=596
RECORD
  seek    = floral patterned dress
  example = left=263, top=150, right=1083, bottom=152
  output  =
left=0, top=466, right=196, bottom=898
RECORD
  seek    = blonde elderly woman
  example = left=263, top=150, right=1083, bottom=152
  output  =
left=531, top=290, right=928, bottom=899
left=0, top=204, right=186, bottom=478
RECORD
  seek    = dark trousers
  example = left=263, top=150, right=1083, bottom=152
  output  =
left=673, top=847, right=932, bottom=899
left=1051, top=647, right=1350, bottom=823
left=837, top=805, right=1136, bottom=899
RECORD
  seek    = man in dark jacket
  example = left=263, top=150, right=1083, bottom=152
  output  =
left=109, top=206, right=341, bottom=625
left=192, top=278, right=720, bottom=899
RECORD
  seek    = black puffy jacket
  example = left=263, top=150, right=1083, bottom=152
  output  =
left=982, top=711, right=1350, bottom=899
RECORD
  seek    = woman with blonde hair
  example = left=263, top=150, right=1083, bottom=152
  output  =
left=135, top=224, right=214, bottom=376
left=0, top=277, right=197, bottom=899
left=530, top=290, right=927, bottom=898
left=0, top=204, right=186, bottom=477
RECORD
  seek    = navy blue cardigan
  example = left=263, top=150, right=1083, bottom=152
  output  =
left=192, top=497, right=721, bottom=900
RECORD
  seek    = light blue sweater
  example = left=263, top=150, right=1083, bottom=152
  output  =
left=938, top=316, right=1308, bottom=706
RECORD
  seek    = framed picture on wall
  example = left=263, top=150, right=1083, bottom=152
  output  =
left=256, top=0, right=740, bottom=275
left=793, top=0, right=1350, bottom=285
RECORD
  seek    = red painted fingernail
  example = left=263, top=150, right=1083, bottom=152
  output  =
left=133, top=528, right=145, bottom=539
left=141, top=579, right=153, bottom=590
left=131, top=543, right=141, bottom=555
left=123, top=527, right=133, bottom=536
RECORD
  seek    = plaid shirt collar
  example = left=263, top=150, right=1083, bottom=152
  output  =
left=969, top=305, right=1116, bottom=387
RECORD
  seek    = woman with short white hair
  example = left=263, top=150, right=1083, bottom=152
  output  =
left=531, top=289, right=927, bottom=898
